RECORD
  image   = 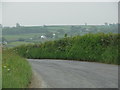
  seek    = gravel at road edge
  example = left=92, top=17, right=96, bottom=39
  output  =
left=28, top=70, right=47, bottom=88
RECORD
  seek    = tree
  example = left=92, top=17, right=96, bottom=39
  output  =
left=104, top=22, right=108, bottom=26
left=85, top=23, right=87, bottom=26
left=16, top=23, right=21, bottom=27
left=0, top=24, right=2, bottom=28
left=64, top=33, right=67, bottom=38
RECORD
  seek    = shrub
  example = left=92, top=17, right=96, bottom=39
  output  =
left=14, top=33, right=119, bottom=64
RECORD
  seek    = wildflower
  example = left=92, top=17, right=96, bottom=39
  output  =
left=7, top=69, right=10, bottom=71
left=3, top=66, right=7, bottom=68
left=101, top=39, right=104, bottom=41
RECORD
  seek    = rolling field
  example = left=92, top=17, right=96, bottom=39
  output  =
left=2, top=24, right=118, bottom=48
left=4, top=33, right=43, bottom=41
left=6, top=41, right=34, bottom=47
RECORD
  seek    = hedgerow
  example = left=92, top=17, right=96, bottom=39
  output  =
left=14, top=33, right=119, bottom=64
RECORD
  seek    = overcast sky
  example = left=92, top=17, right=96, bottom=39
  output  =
left=1, top=2, right=118, bottom=26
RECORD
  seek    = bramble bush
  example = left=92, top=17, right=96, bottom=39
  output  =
left=13, top=33, right=119, bottom=64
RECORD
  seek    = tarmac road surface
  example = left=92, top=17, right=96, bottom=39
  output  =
left=28, top=59, right=118, bottom=88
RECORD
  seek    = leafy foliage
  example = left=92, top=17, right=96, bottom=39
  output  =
left=14, top=33, right=119, bottom=64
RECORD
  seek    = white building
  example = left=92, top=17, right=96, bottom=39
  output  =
left=53, top=33, right=56, bottom=38
left=3, top=41, right=7, bottom=45
left=41, top=35, right=46, bottom=39
left=29, top=38, right=33, bottom=40
left=53, top=33, right=55, bottom=36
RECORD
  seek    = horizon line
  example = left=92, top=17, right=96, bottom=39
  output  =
left=2, top=23, right=118, bottom=27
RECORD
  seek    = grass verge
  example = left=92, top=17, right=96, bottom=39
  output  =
left=2, top=50, right=32, bottom=88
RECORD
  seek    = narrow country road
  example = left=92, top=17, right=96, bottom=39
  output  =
left=28, top=59, right=118, bottom=88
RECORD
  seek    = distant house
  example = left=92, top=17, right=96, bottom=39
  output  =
left=3, top=41, right=7, bottom=45
left=53, top=33, right=55, bottom=36
left=53, top=33, right=56, bottom=38
left=41, top=35, right=46, bottom=39
left=29, top=38, right=33, bottom=40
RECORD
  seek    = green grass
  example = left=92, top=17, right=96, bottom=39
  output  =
left=7, top=41, right=33, bottom=47
left=3, top=24, right=118, bottom=48
left=45, top=25, right=71, bottom=32
left=2, top=50, right=32, bottom=88
left=14, top=33, right=119, bottom=65
left=3, top=33, right=43, bottom=41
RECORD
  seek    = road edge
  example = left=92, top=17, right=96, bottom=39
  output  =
left=28, top=70, right=47, bottom=88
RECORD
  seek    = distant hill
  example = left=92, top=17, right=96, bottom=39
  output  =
left=2, top=24, right=118, bottom=35
left=2, top=24, right=118, bottom=47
